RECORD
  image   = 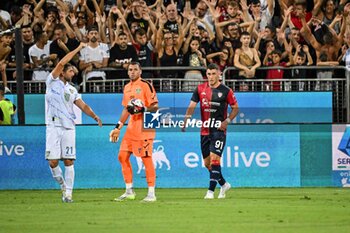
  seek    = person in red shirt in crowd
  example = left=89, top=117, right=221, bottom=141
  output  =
left=290, top=1, right=312, bottom=30
left=264, top=49, right=294, bottom=91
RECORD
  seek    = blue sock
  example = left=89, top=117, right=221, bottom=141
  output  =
left=218, top=173, right=226, bottom=186
left=209, top=165, right=221, bottom=191
left=209, top=170, right=217, bottom=192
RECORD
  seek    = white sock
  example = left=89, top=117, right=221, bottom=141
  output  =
left=65, top=165, right=75, bottom=197
left=126, top=183, right=133, bottom=193
left=50, top=165, right=66, bottom=190
left=148, top=186, right=155, bottom=196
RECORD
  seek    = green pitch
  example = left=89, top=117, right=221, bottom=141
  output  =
left=1, top=188, right=349, bottom=233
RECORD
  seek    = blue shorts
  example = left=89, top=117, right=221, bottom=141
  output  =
left=201, top=131, right=226, bottom=158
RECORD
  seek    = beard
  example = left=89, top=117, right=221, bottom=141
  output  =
left=90, top=37, right=97, bottom=43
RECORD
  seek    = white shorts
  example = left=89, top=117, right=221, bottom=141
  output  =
left=45, top=126, right=76, bottom=160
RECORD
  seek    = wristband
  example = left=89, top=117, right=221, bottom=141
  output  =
left=115, top=121, right=123, bottom=130
left=225, top=118, right=231, bottom=123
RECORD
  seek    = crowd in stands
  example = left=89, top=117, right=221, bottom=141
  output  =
left=1, top=0, right=350, bottom=93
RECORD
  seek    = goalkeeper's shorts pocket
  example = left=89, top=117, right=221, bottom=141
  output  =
left=132, top=139, right=154, bottom=157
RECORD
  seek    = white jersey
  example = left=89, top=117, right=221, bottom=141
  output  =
left=45, top=73, right=81, bottom=129
left=260, top=0, right=274, bottom=30
left=79, top=43, right=110, bottom=80
left=29, top=41, right=52, bottom=81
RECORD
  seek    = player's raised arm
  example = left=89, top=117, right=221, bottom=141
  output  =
left=51, top=42, right=86, bottom=78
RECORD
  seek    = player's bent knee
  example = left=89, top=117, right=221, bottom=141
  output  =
left=63, top=159, right=74, bottom=166
left=211, top=159, right=220, bottom=166
left=48, top=160, right=59, bottom=168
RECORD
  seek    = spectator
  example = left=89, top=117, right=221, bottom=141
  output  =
left=79, top=26, right=109, bottom=90
left=133, top=28, right=156, bottom=78
left=292, top=45, right=313, bottom=91
left=193, top=0, right=214, bottom=32
left=290, top=0, right=312, bottom=30
left=7, top=24, right=34, bottom=81
left=109, top=32, right=139, bottom=79
left=264, top=48, right=293, bottom=91
left=43, top=6, right=60, bottom=40
left=244, top=0, right=274, bottom=31
left=198, top=24, right=215, bottom=55
left=182, top=35, right=207, bottom=91
left=318, top=0, right=341, bottom=33
left=29, top=30, right=56, bottom=81
left=9, top=5, right=22, bottom=27
left=216, top=20, right=254, bottom=51
left=50, top=24, right=80, bottom=65
left=125, top=0, right=149, bottom=33
left=0, top=32, right=12, bottom=93
left=300, top=13, right=345, bottom=90
left=156, top=14, right=184, bottom=91
left=164, top=1, right=180, bottom=32
left=72, top=11, right=88, bottom=42
left=219, top=0, right=240, bottom=22
left=233, top=31, right=261, bottom=91
left=206, top=46, right=233, bottom=73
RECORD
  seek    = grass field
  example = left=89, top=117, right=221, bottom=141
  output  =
left=0, top=188, right=350, bottom=233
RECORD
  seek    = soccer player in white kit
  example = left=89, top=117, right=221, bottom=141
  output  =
left=45, top=42, right=102, bottom=203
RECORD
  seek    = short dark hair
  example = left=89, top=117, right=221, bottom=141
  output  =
left=294, top=0, right=307, bottom=7
left=135, top=28, right=147, bottom=36
left=297, top=51, right=306, bottom=58
left=54, top=24, right=66, bottom=32
left=118, top=32, right=127, bottom=37
left=87, top=25, right=99, bottom=33
left=34, top=30, right=45, bottom=42
left=22, top=24, right=32, bottom=29
left=265, top=25, right=276, bottom=35
left=271, top=49, right=282, bottom=56
left=207, top=63, right=219, bottom=71
left=128, top=62, right=141, bottom=69
left=240, top=31, right=250, bottom=37
left=63, top=63, right=75, bottom=72
left=191, top=37, right=201, bottom=43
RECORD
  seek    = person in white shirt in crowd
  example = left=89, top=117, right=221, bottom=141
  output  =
left=29, top=30, right=57, bottom=81
left=79, top=25, right=109, bottom=91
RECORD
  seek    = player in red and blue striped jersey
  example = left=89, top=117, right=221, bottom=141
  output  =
left=183, top=63, right=239, bottom=199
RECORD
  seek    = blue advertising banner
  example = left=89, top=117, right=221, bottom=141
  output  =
left=332, top=125, right=350, bottom=187
left=7, top=92, right=332, bottom=124
left=0, top=125, right=300, bottom=189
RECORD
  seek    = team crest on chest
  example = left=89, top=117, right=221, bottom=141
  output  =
left=69, top=89, right=74, bottom=94
left=218, top=92, right=223, bottom=98
left=64, top=92, right=70, bottom=102
left=136, top=88, right=142, bottom=94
